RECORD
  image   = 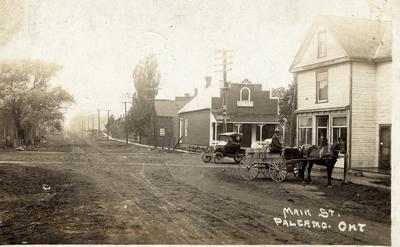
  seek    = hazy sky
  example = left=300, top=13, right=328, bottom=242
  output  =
left=0, top=0, right=389, bottom=123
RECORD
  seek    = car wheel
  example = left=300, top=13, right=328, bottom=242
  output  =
left=213, top=152, right=224, bottom=164
left=201, top=151, right=213, bottom=163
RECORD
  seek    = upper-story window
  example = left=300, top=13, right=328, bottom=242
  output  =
left=317, top=31, right=327, bottom=58
left=237, top=87, right=253, bottom=107
left=240, top=87, right=250, bottom=101
left=316, top=70, right=328, bottom=102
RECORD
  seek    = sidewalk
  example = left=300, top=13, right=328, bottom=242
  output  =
left=312, top=167, right=390, bottom=190
left=103, top=134, right=199, bottom=154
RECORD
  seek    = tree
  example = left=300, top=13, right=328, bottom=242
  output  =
left=0, top=60, right=74, bottom=145
left=272, top=78, right=297, bottom=146
left=128, top=55, right=160, bottom=143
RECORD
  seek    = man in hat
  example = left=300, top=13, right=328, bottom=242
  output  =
left=270, top=128, right=282, bottom=154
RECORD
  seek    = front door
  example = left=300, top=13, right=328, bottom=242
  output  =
left=379, top=125, right=391, bottom=168
left=241, top=124, right=252, bottom=147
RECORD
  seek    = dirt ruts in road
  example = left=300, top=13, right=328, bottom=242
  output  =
left=0, top=133, right=391, bottom=244
left=0, top=164, right=110, bottom=244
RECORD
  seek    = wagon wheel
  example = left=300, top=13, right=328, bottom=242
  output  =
left=292, top=161, right=304, bottom=180
left=239, top=156, right=259, bottom=180
left=213, top=152, right=224, bottom=164
left=269, top=158, right=287, bottom=182
left=201, top=151, right=213, bottom=163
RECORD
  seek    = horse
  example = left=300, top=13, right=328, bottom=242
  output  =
left=299, top=140, right=346, bottom=187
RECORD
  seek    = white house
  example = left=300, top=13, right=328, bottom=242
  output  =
left=290, top=16, right=392, bottom=170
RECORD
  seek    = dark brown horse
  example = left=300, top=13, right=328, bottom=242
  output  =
left=299, top=140, right=346, bottom=186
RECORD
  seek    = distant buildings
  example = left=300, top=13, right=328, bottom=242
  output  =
left=143, top=93, right=194, bottom=147
left=178, top=77, right=279, bottom=148
left=290, top=16, right=392, bottom=169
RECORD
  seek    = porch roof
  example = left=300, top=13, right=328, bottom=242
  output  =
left=295, top=106, right=349, bottom=114
left=213, top=113, right=279, bottom=124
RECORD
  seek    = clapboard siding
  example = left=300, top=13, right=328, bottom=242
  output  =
left=351, top=62, right=377, bottom=167
left=297, top=62, right=350, bottom=111
left=179, top=109, right=210, bottom=146
left=376, top=61, right=392, bottom=125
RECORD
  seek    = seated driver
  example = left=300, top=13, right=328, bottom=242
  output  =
left=270, top=128, right=283, bottom=154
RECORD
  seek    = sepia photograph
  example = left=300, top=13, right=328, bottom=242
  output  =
left=0, top=0, right=397, bottom=245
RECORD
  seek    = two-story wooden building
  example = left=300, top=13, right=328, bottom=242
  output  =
left=290, top=16, right=392, bottom=169
left=178, top=77, right=279, bottom=148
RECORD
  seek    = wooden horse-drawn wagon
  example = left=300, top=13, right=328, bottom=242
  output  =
left=239, top=143, right=344, bottom=185
left=239, top=147, right=304, bottom=182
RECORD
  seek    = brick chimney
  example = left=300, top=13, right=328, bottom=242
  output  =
left=205, top=76, right=212, bottom=88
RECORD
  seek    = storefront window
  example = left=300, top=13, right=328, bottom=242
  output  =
left=316, top=115, right=328, bottom=146
left=331, top=116, right=347, bottom=151
left=298, top=117, right=312, bottom=145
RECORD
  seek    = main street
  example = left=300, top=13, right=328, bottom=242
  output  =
left=0, top=132, right=390, bottom=245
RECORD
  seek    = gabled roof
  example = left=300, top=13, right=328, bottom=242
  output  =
left=178, top=83, right=220, bottom=114
left=290, top=16, right=392, bottom=71
left=155, top=100, right=178, bottom=117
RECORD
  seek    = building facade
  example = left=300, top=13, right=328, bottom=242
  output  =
left=178, top=78, right=279, bottom=148
left=290, top=16, right=392, bottom=169
left=143, top=94, right=193, bottom=148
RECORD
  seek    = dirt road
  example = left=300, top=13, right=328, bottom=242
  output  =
left=0, top=132, right=391, bottom=244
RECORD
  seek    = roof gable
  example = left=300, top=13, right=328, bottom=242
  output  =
left=293, top=26, right=347, bottom=69
left=178, top=83, right=220, bottom=114
left=155, top=100, right=178, bottom=117
left=290, top=16, right=392, bottom=72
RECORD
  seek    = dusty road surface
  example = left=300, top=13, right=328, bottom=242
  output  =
left=0, top=132, right=391, bottom=245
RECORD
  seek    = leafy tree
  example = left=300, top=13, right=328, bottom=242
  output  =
left=0, top=60, right=74, bottom=144
left=128, top=55, right=160, bottom=143
left=272, top=78, right=297, bottom=146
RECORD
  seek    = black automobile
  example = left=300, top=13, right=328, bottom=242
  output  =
left=201, top=132, right=246, bottom=164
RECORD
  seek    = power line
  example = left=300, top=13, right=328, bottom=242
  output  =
left=214, top=49, right=233, bottom=132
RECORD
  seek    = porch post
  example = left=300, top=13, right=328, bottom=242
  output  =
left=215, top=122, right=218, bottom=142
left=236, top=123, right=241, bottom=133
left=258, top=124, right=264, bottom=144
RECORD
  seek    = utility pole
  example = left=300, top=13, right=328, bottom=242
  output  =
left=121, top=101, right=129, bottom=144
left=215, top=49, right=233, bottom=132
left=92, top=114, right=94, bottom=131
left=97, top=109, right=100, bottom=133
left=107, top=109, right=110, bottom=140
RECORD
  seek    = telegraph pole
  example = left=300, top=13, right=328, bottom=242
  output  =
left=121, top=101, right=129, bottom=144
left=215, top=49, right=233, bottom=132
left=107, top=109, right=110, bottom=140
left=97, top=109, right=100, bottom=133
left=92, top=114, right=94, bottom=131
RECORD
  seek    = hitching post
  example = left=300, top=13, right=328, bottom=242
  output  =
left=343, top=153, right=348, bottom=183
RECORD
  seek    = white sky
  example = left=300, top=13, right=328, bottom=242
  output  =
left=0, top=0, right=387, bottom=124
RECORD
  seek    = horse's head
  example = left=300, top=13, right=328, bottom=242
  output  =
left=330, top=138, right=346, bottom=155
